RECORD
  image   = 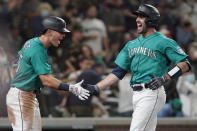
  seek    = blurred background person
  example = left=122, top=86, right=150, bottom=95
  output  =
left=117, top=72, right=133, bottom=117
left=81, top=44, right=104, bottom=64
left=67, top=63, right=105, bottom=117
left=32, top=2, right=54, bottom=36
left=0, top=47, right=11, bottom=117
left=98, top=0, right=125, bottom=52
left=81, top=5, right=109, bottom=57
left=176, top=71, right=197, bottom=117
left=67, top=56, right=94, bottom=84
left=176, top=16, right=195, bottom=49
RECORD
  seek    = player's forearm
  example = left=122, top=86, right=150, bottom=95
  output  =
left=39, top=74, right=61, bottom=89
left=96, top=73, right=119, bottom=90
left=177, top=62, right=189, bottom=73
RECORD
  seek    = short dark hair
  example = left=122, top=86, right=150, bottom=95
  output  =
left=92, top=63, right=105, bottom=69
left=79, top=56, right=93, bottom=63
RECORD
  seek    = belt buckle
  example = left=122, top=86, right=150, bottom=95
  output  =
left=132, top=83, right=145, bottom=91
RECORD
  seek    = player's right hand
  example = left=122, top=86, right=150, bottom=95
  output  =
left=69, top=80, right=90, bottom=100
left=83, top=83, right=100, bottom=96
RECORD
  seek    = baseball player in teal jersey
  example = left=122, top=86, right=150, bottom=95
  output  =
left=6, top=16, right=90, bottom=131
left=82, top=4, right=191, bottom=131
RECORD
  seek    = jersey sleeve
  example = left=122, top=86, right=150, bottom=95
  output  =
left=164, top=39, right=188, bottom=65
left=115, top=43, right=130, bottom=71
left=31, top=48, right=51, bottom=75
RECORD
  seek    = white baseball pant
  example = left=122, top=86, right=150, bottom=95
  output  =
left=130, top=86, right=166, bottom=131
left=6, top=87, right=42, bottom=131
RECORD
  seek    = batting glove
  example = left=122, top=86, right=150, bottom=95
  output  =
left=146, top=74, right=168, bottom=90
left=69, top=80, right=90, bottom=100
left=83, top=84, right=100, bottom=96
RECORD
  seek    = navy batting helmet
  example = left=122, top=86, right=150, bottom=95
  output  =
left=133, top=4, right=160, bottom=28
left=42, top=16, right=70, bottom=33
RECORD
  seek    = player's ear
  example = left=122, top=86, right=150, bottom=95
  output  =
left=47, top=29, right=51, bottom=33
left=44, top=29, right=51, bottom=35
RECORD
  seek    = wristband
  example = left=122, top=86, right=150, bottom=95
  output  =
left=167, top=66, right=182, bottom=79
left=94, top=85, right=100, bottom=93
left=112, top=66, right=127, bottom=80
left=58, top=83, right=69, bottom=91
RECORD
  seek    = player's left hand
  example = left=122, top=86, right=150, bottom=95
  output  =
left=146, top=74, right=168, bottom=90
left=69, top=80, right=90, bottom=100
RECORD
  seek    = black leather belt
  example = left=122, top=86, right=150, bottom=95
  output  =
left=131, top=84, right=148, bottom=91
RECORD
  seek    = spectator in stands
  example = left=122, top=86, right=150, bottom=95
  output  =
left=54, top=0, right=70, bottom=16
left=176, top=71, right=197, bottom=117
left=176, top=43, right=197, bottom=117
left=61, top=4, right=81, bottom=29
left=81, top=44, right=103, bottom=64
left=158, top=1, right=179, bottom=37
left=32, top=2, right=54, bottom=36
left=188, top=0, right=197, bottom=34
left=98, top=0, right=125, bottom=46
left=68, top=63, right=105, bottom=117
left=0, top=47, right=11, bottom=117
left=104, top=31, right=137, bottom=68
left=7, top=24, right=23, bottom=56
left=187, top=41, right=197, bottom=77
left=158, top=98, right=184, bottom=117
left=118, top=73, right=133, bottom=117
left=19, top=0, right=41, bottom=40
left=159, top=98, right=184, bottom=117
left=121, top=0, right=138, bottom=32
left=54, top=25, right=83, bottom=72
left=67, top=56, right=94, bottom=84
left=41, top=88, right=71, bottom=117
left=176, top=17, right=195, bottom=48
left=81, top=5, right=109, bottom=56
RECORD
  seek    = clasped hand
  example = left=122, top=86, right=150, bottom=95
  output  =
left=82, top=83, right=100, bottom=96
left=69, top=80, right=90, bottom=100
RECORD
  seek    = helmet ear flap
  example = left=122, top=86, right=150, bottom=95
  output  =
left=145, top=17, right=152, bottom=27
left=145, top=17, right=157, bottom=27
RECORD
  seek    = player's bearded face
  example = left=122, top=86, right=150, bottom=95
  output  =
left=136, top=15, right=147, bottom=34
left=49, top=30, right=65, bottom=47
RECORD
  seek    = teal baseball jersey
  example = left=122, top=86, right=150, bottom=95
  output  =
left=11, top=37, right=51, bottom=91
left=115, top=32, right=188, bottom=85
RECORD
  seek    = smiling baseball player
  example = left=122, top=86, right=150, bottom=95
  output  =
left=6, top=16, right=89, bottom=131
left=82, top=4, right=191, bottom=131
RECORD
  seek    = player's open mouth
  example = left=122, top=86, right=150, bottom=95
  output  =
left=57, top=38, right=63, bottom=44
left=137, top=23, right=142, bottom=30
left=137, top=23, right=142, bottom=27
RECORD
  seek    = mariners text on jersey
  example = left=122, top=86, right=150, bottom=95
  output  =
left=128, top=46, right=157, bottom=60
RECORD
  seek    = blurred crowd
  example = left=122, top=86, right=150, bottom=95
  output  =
left=1, top=0, right=197, bottom=118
